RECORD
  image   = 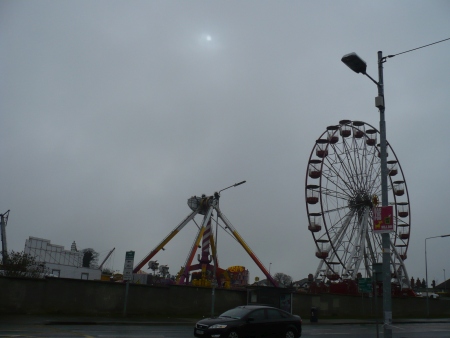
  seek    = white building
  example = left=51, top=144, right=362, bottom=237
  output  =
left=24, top=236, right=101, bottom=280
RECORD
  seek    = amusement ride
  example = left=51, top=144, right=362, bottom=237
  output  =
left=133, top=181, right=279, bottom=288
left=305, top=120, right=412, bottom=293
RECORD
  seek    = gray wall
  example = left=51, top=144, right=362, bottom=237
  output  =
left=1, top=276, right=448, bottom=318
left=292, top=293, right=450, bottom=319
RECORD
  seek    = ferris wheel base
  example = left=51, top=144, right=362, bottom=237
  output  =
left=307, top=280, right=417, bottom=297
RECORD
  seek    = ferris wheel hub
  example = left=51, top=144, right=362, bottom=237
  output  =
left=348, top=191, right=373, bottom=211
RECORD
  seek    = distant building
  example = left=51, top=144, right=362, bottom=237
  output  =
left=24, top=236, right=101, bottom=280
left=292, top=278, right=310, bottom=290
left=252, top=278, right=273, bottom=287
left=227, top=266, right=249, bottom=286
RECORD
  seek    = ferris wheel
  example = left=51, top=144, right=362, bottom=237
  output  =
left=305, top=120, right=411, bottom=286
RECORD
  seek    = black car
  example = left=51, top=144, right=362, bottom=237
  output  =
left=193, top=305, right=302, bottom=338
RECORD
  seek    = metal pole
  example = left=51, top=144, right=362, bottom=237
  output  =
left=123, top=281, right=129, bottom=316
left=444, top=269, right=446, bottom=292
left=377, top=51, right=392, bottom=338
left=211, top=205, right=219, bottom=317
left=425, top=238, right=429, bottom=317
left=374, top=275, right=379, bottom=338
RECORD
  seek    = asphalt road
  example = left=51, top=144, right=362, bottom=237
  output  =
left=1, top=323, right=450, bottom=337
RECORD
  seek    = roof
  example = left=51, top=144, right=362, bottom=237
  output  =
left=436, top=280, right=449, bottom=289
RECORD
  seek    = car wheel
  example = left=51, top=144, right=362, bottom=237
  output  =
left=227, top=331, right=239, bottom=338
left=285, top=329, right=297, bottom=338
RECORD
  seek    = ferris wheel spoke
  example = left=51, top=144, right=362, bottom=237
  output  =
left=342, top=137, right=371, bottom=191
left=330, top=141, right=362, bottom=192
left=321, top=160, right=356, bottom=197
left=320, top=204, right=351, bottom=214
left=390, top=241, right=410, bottom=286
left=325, top=211, right=355, bottom=257
left=365, top=156, right=382, bottom=194
left=320, top=171, right=358, bottom=205
left=361, top=140, right=378, bottom=182
left=339, top=136, right=373, bottom=192
left=359, top=149, right=381, bottom=195
left=365, top=230, right=377, bottom=263
left=327, top=149, right=362, bottom=192
left=320, top=186, right=351, bottom=202
left=343, top=208, right=370, bottom=278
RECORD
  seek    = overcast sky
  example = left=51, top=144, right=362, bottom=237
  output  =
left=1, top=1, right=450, bottom=286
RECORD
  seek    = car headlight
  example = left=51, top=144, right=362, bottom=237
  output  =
left=209, top=324, right=228, bottom=329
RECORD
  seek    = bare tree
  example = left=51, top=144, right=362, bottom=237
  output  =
left=273, top=272, right=293, bottom=286
left=0, top=250, right=48, bottom=278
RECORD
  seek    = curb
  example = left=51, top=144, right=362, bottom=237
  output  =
left=44, top=320, right=196, bottom=326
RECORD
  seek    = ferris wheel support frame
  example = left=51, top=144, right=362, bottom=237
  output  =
left=344, top=209, right=369, bottom=279
left=389, top=240, right=410, bottom=287
left=314, top=212, right=353, bottom=281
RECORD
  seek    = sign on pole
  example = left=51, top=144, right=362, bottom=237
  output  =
left=373, top=206, right=394, bottom=233
left=123, top=251, right=135, bottom=281
left=358, top=277, right=373, bottom=293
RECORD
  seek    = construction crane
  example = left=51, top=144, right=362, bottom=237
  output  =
left=98, top=247, right=115, bottom=270
left=1, top=210, right=10, bottom=264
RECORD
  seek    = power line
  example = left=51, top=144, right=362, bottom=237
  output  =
left=387, top=37, right=450, bottom=59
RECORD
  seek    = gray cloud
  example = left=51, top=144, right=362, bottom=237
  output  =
left=1, top=1, right=450, bottom=285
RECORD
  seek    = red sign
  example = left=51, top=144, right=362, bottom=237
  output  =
left=373, top=206, right=394, bottom=233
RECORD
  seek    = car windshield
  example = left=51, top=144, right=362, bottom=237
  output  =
left=219, top=307, right=252, bottom=319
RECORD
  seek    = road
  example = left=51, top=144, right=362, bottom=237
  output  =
left=1, top=323, right=450, bottom=337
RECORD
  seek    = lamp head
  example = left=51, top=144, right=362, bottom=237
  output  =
left=341, top=52, right=367, bottom=74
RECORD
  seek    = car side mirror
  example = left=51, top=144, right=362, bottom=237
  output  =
left=246, top=317, right=255, bottom=323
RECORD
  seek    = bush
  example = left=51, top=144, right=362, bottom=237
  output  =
left=0, top=250, right=48, bottom=278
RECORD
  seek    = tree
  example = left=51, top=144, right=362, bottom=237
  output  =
left=410, top=277, right=415, bottom=288
left=149, top=261, right=159, bottom=275
left=416, top=277, right=421, bottom=288
left=273, top=272, right=293, bottom=286
left=422, top=278, right=426, bottom=288
left=0, top=250, right=48, bottom=278
left=81, top=248, right=99, bottom=268
left=101, top=268, right=113, bottom=276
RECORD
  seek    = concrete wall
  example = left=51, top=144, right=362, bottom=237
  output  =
left=1, top=276, right=448, bottom=318
left=0, top=276, right=246, bottom=317
left=292, top=293, right=450, bottom=319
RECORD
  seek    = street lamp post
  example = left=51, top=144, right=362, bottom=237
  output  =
left=444, top=269, right=446, bottom=292
left=211, top=209, right=219, bottom=317
left=342, top=51, right=392, bottom=338
left=425, top=234, right=450, bottom=316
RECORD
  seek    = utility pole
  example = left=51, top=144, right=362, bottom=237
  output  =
left=377, top=51, right=393, bottom=338
left=341, top=51, right=392, bottom=338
